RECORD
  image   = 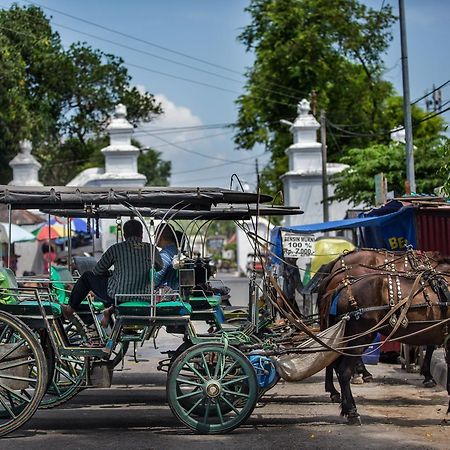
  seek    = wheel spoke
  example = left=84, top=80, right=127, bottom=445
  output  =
left=185, top=396, right=204, bottom=416
left=220, top=394, right=240, bottom=415
left=176, top=387, right=203, bottom=401
left=55, top=365, right=77, bottom=384
left=184, top=362, right=207, bottom=383
left=0, top=384, right=32, bottom=403
left=213, top=351, right=222, bottom=378
left=200, top=353, right=211, bottom=378
left=51, top=379, right=62, bottom=396
left=216, top=401, right=224, bottom=425
left=220, top=360, right=238, bottom=381
left=0, top=324, right=10, bottom=341
left=0, top=358, right=35, bottom=371
left=202, top=398, right=211, bottom=424
left=0, top=373, right=36, bottom=383
left=221, top=375, right=249, bottom=386
left=222, top=388, right=249, bottom=399
left=0, top=339, right=26, bottom=363
left=0, top=394, right=16, bottom=418
left=176, top=377, right=203, bottom=388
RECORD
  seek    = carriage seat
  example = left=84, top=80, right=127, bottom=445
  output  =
left=189, top=294, right=221, bottom=310
left=117, top=300, right=192, bottom=317
left=50, top=265, right=104, bottom=313
left=0, top=267, right=63, bottom=318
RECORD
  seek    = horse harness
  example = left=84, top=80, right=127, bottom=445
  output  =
left=326, top=250, right=450, bottom=331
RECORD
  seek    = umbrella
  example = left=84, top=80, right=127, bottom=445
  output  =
left=0, top=222, right=36, bottom=243
left=35, top=224, right=68, bottom=241
left=51, top=217, right=88, bottom=234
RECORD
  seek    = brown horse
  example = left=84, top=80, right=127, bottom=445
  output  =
left=317, top=255, right=450, bottom=424
left=319, top=249, right=450, bottom=401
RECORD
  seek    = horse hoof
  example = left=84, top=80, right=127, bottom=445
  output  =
left=347, top=415, right=362, bottom=426
left=363, top=375, right=373, bottom=383
left=330, top=393, right=341, bottom=403
left=351, top=374, right=364, bottom=385
left=423, top=379, right=437, bottom=388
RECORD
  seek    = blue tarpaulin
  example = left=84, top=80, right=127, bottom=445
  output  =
left=271, top=206, right=417, bottom=258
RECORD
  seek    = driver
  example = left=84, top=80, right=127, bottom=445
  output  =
left=63, top=219, right=163, bottom=323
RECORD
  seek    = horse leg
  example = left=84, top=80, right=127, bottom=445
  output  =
left=360, top=360, right=374, bottom=382
left=351, top=357, right=365, bottom=384
left=420, top=345, right=437, bottom=388
left=325, top=363, right=341, bottom=403
left=335, top=356, right=361, bottom=425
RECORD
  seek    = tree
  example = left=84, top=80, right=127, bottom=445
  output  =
left=332, top=136, right=449, bottom=206
left=0, top=5, right=165, bottom=186
left=235, top=0, right=397, bottom=196
left=439, top=139, right=450, bottom=197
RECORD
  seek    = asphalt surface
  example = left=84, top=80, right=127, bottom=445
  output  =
left=2, top=275, right=450, bottom=449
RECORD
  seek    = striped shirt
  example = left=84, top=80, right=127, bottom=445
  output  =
left=153, top=243, right=179, bottom=290
left=92, top=238, right=163, bottom=300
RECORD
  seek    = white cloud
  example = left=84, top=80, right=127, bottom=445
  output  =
left=137, top=94, right=203, bottom=147
left=134, top=92, right=266, bottom=188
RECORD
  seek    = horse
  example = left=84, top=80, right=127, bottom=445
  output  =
left=317, top=259, right=450, bottom=424
left=318, top=249, right=450, bottom=402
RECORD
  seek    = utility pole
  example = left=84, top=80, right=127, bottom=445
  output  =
left=320, top=110, right=329, bottom=222
left=255, top=158, right=260, bottom=191
left=399, top=0, right=416, bottom=194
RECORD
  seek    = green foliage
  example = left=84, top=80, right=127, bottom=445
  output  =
left=332, top=136, right=449, bottom=206
left=236, top=0, right=447, bottom=204
left=0, top=5, right=166, bottom=186
left=137, top=148, right=171, bottom=187
left=235, top=0, right=397, bottom=194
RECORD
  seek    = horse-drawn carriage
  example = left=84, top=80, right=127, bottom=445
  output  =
left=0, top=185, right=448, bottom=436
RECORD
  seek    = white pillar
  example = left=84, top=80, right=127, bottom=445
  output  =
left=281, top=99, right=350, bottom=226
left=9, top=140, right=43, bottom=186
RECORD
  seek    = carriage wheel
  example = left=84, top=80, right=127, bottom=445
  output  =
left=167, top=342, right=258, bottom=434
left=38, top=315, right=88, bottom=409
left=0, top=310, right=48, bottom=436
left=111, top=341, right=130, bottom=369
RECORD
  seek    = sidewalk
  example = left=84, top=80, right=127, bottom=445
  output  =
left=431, top=348, right=448, bottom=388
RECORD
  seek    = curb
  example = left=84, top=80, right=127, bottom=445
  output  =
left=430, top=349, right=448, bottom=389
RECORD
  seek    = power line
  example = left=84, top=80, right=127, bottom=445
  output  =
left=22, top=0, right=307, bottom=99
left=142, top=130, right=234, bottom=149
left=411, top=78, right=450, bottom=105
left=133, top=123, right=232, bottom=133
left=136, top=129, right=256, bottom=165
left=0, top=21, right=296, bottom=109
left=174, top=170, right=256, bottom=185
left=172, top=153, right=267, bottom=176
left=327, top=104, right=450, bottom=139
left=50, top=20, right=302, bottom=103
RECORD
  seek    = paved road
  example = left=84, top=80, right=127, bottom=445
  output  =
left=4, top=274, right=450, bottom=449
left=6, top=349, right=449, bottom=450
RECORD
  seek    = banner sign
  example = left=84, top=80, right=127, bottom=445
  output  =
left=281, top=232, right=315, bottom=258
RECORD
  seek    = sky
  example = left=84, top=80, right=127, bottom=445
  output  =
left=3, top=0, right=450, bottom=189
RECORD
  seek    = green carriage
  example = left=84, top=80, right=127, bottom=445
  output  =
left=0, top=185, right=302, bottom=436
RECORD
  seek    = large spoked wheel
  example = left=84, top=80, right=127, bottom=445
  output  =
left=38, top=315, right=88, bottom=409
left=0, top=310, right=48, bottom=437
left=111, top=341, right=130, bottom=369
left=167, top=342, right=258, bottom=434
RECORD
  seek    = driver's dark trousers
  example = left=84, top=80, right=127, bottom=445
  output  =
left=69, top=271, right=114, bottom=309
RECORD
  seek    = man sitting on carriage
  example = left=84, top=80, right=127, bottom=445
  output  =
left=62, top=219, right=163, bottom=323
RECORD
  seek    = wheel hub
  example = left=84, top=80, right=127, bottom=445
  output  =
left=205, top=380, right=221, bottom=398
